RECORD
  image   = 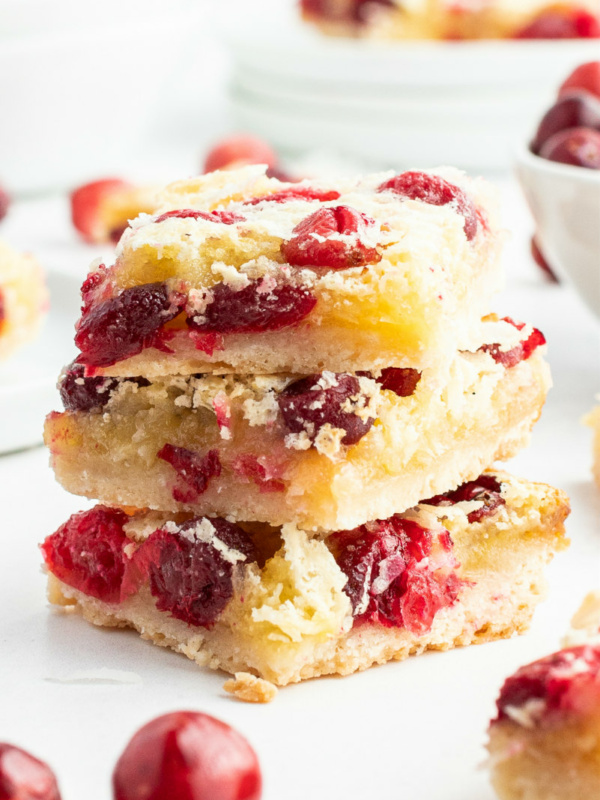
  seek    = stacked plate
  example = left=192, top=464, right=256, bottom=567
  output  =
left=223, top=1, right=600, bottom=172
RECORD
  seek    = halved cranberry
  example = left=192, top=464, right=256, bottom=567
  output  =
left=514, top=8, right=600, bottom=39
left=281, top=206, right=382, bottom=269
left=377, top=171, right=478, bottom=241
left=559, top=61, right=600, bottom=101
left=0, top=743, right=62, bottom=800
left=186, top=278, right=316, bottom=335
left=278, top=373, right=374, bottom=447
left=75, top=282, right=186, bottom=368
left=540, top=126, right=600, bottom=169
left=531, top=93, right=600, bottom=153
left=244, top=187, right=341, bottom=206
left=0, top=185, right=11, bottom=222
left=154, top=209, right=245, bottom=225
left=157, top=445, right=221, bottom=503
left=112, top=711, right=262, bottom=800
left=495, top=645, right=600, bottom=722
left=331, top=518, right=461, bottom=633
left=231, top=454, right=286, bottom=493
left=423, top=474, right=505, bottom=524
left=136, top=517, right=257, bottom=628
left=479, top=318, right=546, bottom=368
left=41, top=507, right=130, bottom=603
left=203, top=133, right=278, bottom=174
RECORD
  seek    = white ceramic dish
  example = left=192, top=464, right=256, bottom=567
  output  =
left=0, top=270, right=79, bottom=454
left=516, top=145, right=600, bottom=319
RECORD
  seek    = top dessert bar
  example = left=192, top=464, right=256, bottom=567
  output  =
left=74, top=166, right=502, bottom=378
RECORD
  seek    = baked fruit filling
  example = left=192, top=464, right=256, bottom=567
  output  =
left=45, top=317, right=549, bottom=530
left=72, top=165, right=503, bottom=377
left=43, top=471, right=569, bottom=685
left=0, top=239, right=47, bottom=361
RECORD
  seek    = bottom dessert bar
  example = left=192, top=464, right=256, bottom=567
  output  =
left=42, top=471, right=569, bottom=687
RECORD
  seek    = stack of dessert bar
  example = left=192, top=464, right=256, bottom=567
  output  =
left=42, top=165, right=569, bottom=687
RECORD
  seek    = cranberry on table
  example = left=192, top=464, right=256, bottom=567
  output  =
left=540, top=126, right=600, bottom=169
left=559, top=60, right=600, bottom=101
left=0, top=743, right=61, bottom=800
left=112, top=711, right=262, bottom=800
left=70, top=178, right=132, bottom=244
left=203, top=134, right=278, bottom=174
left=530, top=92, right=600, bottom=153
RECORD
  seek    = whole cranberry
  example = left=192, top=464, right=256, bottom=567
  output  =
left=540, top=126, right=600, bottom=168
left=0, top=743, right=61, bottom=800
left=112, top=711, right=262, bottom=800
left=203, top=134, right=277, bottom=174
left=559, top=61, right=600, bottom=101
left=531, top=92, right=600, bottom=153
left=514, top=8, right=600, bottom=39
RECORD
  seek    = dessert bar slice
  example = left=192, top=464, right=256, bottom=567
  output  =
left=586, top=405, right=600, bottom=489
left=73, top=165, right=503, bottom=377
left=0, top=239, right=47, bottom=361
left=45, top=318, right=549, bottom=531
left=488, top=643, right=600, bottom=800
left=43, top=471, right=568, bottom=687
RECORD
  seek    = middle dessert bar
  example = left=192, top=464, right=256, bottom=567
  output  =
left=46, top=318, right=549, bottom=531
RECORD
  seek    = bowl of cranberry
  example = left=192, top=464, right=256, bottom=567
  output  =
left=517, top=61, right=600, bottom=318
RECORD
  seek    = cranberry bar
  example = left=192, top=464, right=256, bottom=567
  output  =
left=73, top=165, right=503, bottom=378
left=0, top=239, right=47, bottom=361
left=43, top=471, right=568, bottom=687
left=45, top=318, right=549, bottom=531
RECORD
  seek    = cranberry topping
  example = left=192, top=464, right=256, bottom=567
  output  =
left=531, top=93, right=600, bottom=154
left=559, top=61, right=600, bottom=101
left=231, top=454, right=286, bottom=493
left=540, top=126, right=600, bottom=169
left=281, top=206, right=382, bottom=270
left=113, top=711, right=262, bottom=800
left=479, top=318, right=546, bottom=368
left=330, top=518, right=462, bottom=634
left=41, top=507, right=130, bottom=603
left=358, top=367, right=421, bottom=398
left=0, top=185, right=11, bottom=223
left=0, top=743, right=62, bottom=800
left=245, top=186, right=341, bottom=206
left=157, top=445, right=221, bottom=503
left=377, top=171, right=478, bottom=241
left=75, top=281, right=186, bottom=368
left=136, top=517, right=257, bottom=628
left=495, top=645, right=600, bottom=723
left=278, top=373, right=374, bottom=447
left=514, top=9, right=600, bottom=39
left=423, top=474, right=505, bottom=524
left=153, top=209, right=245, bottom=225
left=186, top=277, right=316, bottom=335
left=80, top=264, right=110, bottom=316
left=59, top=361, right=150, bottom=412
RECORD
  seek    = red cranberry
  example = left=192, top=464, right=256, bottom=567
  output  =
left=377, top=171, right=478, bottom=241
left=331, top=518, right=461, bottom=634
left=80, top=264, right=111, bottom=315
left=154, top=209, right=245, bottom=225
left=301, top=0, right=393, bottom=24
left=495, top=645, right=600, bottom=722
left=423, top=474, right=505, bottom=524
left=559, top=61, right=600, bottom=101
left=136, top=518, right=257, bottom=628
left=0, top=743, right=61, bottom=800
left=531, top=236, right=558, bottom=282
left=0, top=185, right=11, bottom=222
left=186, top=277, right=316, bottom=335
left=244, top=187, right=341, bottom=206
left=231, top=455, right=285, bottom=493
left=514, top=8, right=600, bottom=39
left=157, top=445, right=221, bottom=503
left=70, top=178, right=132, bottom=244
left=75, top=282, right=186, bottom=368
left=362, top=368, right=421, bottom=398
left=531, top=93, right=600, bottom=153
left=203, top=134, right=277, bottom=174
left=59, top=362, right=150, bottom=412
left=281, top=206, right=381, bottom=270
left=41, top=507, right=130, bottom=604
left=112, top=711, right=262, bottom=800
left=278, top=373, right=374, bottom=447
left=478, top=318, right=546, bottom=368
left=540, top=126, right=600, bottom=168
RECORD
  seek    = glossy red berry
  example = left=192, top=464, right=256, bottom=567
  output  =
left=514, top=8, right=600, bottom=39
left=204, top=134, right=277, bottom=174
left=70, top=178, right=131, bottom=244
left=0, top=743, right=61, bottom=800
left=540, top=126, right=600, bottom=168
left=531, top=93, right=600, bottom=153
left=559, top=61, right=600, bottom=100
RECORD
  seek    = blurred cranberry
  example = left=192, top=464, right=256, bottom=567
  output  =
left=559, top=61, right=600, bottom=100
left=0, top=186, right=11, bottom=222
left=540, top=126, right=600, bottom=168
left=203, top=135, right=278, bottom=174
left=515, top=8, right=600, bottom=39
left=70, top=178, right=132, bottom=244
left=113, top=711, right=262, bottom=800
left=531, top=92, right=600, bottom=153
left=0, top=743, right=61, bottom=800
left=531, top=236, right=558, bottom=282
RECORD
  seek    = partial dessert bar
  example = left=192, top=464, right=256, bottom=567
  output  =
left=586, top=405, right=600, bottom=488
left=73, top=166, right=503, bottom=378
left=43, top=471, right=569, bottom=687
left=45, top=318, right=549, bottom=531
left=0, top=239, right=47, bottom=361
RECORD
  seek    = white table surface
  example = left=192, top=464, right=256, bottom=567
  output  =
left=0, top=179, right=599, bottom=800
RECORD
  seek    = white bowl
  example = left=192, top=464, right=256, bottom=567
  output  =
left=516, top=145, right=600, bottom=319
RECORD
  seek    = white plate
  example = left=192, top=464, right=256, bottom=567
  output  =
left=0, top=270, right=79, bottom=454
